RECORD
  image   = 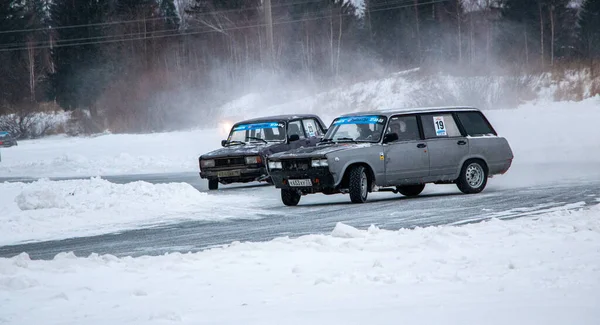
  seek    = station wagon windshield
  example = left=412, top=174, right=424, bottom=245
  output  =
left=323, top=115, right=387, bottom=143
left=227, top=122, right=286, bottom=144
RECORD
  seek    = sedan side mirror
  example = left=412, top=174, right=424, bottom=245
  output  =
left=221, top=140, right=227, bottom=147
left=383, top=133, right=399, bottom=144
left=288, top=134, right=300, bottom=142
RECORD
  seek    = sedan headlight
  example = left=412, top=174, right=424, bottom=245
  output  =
left=268, top=161, right=283, bottom=169
left=245, top=156, right=262, bottom=164
left=200, top=159, right=215, bottom=168
left=311, top=158, right=328, bottom=167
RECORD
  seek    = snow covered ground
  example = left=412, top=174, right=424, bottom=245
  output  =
left=0, top=95, right=599, bottom=245
left=0, top=178, right=271, bottom=246
left=1, top=95, right=598, bottom=179
left=1, top=205, right=599, bottom=325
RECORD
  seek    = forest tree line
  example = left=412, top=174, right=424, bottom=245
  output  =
left=0, top=0, right=599, bottom=136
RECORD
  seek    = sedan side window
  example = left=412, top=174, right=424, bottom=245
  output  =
left=385, top=115, right=420, bottom=142
left=302, top=119, right=323, bottom=137
left=419, top=114, right=461, bottom=138
left=288, top=120, right=306, bottom=139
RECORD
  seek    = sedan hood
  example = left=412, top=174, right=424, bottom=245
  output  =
left=270, top=143, right=373, bottom=159
left=200, top=143, right=272, bottom=159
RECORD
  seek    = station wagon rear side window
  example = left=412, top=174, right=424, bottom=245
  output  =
left=419, top=113, right=461, bottom=138
left=455, top=111, right=497, bottom=136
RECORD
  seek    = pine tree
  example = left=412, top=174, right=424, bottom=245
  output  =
left=578, top=0, right=600, bottom=76
left=49, top=0, right=112, bottom=113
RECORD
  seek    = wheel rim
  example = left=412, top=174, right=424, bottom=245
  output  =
left=466, top=163, right=484, bottom=188
left=360, top=171, right=367, bottom=198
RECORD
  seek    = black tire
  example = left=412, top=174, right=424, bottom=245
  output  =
left=397, top=184, right=425, bottom=197
left=348, top=165, right=369, bottom=203
left=281, top=189, right=301, bottom=206
left=456, top=159, right=488, bottom=194
left=208, top=179, right=219, bottom=190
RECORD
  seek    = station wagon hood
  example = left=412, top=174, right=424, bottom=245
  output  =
left=270, top=143, right=372, bottom=159
left=200, top=143, right=274, bottom=159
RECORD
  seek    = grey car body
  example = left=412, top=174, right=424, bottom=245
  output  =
left=267, top=106, right=513, bottom=205
left=198, top=114, right=327, bottom=190
left=0, top=132, right=17, bottom=147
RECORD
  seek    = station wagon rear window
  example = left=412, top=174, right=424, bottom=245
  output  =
left=419, top=114, right=461, bottom=138
left=228, top=122, right=286, bottom=143
left=325, top=115, right=387, bottom=142
left=455, top=111, right=497, bottom=136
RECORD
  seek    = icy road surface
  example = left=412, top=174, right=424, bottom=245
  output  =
left=1, top=165, right=599, bottom=260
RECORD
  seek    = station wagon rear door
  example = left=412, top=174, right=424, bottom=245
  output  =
left=418, top=113, right=469, bottom=178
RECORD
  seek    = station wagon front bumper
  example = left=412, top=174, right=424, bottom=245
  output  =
left=269, top=168, right=336, bottom=193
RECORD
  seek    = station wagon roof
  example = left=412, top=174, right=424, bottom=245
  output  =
left=233, top=114, right=322, bottom=125
left=336, top=106, right=480, bottom=118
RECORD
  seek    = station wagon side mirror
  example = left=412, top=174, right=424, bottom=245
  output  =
left=288, top=134, right=300, bottom=142
left=221, top=140, right=227, bottom=147
left=383, top=133, right=399, bottom=144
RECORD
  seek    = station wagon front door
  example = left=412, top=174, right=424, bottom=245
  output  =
left=383, top=115, right=430, bottom=185
left=419, top=113, right=469, bottom=179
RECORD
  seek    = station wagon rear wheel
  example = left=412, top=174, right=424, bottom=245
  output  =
left=208, top=179, right=219, bottom=190
left=349, top=165, right=369, bottom=203
left=456, top=160, right=488, bottom=194
left=281, top=189, right=301, bottom=206
left=397, top=184, right=425, bottom=197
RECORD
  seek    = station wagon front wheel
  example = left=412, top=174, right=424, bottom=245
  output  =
left=349, top=165, right=369, bottom=203
left=281, top=189, right=301, bottom=206
left=456, top=160, right=488, bottom=194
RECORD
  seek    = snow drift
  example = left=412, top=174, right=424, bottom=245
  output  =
left=1, top=205, right=598, bottom=325
left=0, top=178, right=269, bottom=245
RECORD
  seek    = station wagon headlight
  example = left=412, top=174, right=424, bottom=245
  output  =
left=311, top=159, right=328, bottom=167
left=200, top=159, right=215, bottom=168
left=268, top=161, right=282, bottom=169
left=245, top=156, right=262, bottom=164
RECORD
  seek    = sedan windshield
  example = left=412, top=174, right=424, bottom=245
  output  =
left=323, top=115, right=387, bottom=143
left=226, top=121, right=286, bottom=144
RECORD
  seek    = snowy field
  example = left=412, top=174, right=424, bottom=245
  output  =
left=1, top=205, right=599, bottom=325
left=0, top=96, right=599, bottom=245
left=0, top=96, right=599, bottom=179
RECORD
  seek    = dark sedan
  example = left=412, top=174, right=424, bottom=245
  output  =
left=199, top=114, right=327, bottom=190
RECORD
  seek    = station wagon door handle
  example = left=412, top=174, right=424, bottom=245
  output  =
left=457, top=140, right=467, bottom=145
left=417, top=143, right=427, bottom=148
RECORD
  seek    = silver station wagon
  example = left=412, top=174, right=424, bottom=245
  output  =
left=266, top=107, right=514, bottom=206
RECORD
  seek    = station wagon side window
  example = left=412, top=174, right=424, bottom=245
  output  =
left=302, top=118, right=323, bottom=137
left=455, top=111, right=497, bottom=136
left=419, top=113, right=462, bottom=138
left=287, top=120, right=306, bottom=139
left=385, top=115, right=420, bottom=142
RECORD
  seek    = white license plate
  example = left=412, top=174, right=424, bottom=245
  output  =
left=217, top=170, right=241, bottom=178
left=288, top=179, right=312, bottom=187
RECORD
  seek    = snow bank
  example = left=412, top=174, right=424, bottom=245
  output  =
left=1, top=205, right=598, bottom=325
left=0, top=178, right=269, bottom=245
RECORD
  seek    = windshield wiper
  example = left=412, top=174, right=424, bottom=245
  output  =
left=246, top=137, right=268, bottom=144
left=224, top=140, right=246, bottom=147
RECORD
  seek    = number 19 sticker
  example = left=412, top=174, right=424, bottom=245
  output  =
left=433, top=116, right=446, bottom=136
